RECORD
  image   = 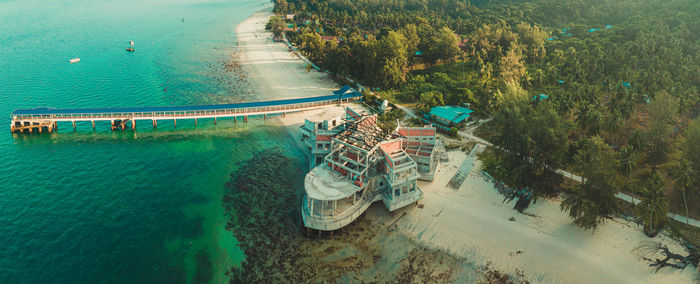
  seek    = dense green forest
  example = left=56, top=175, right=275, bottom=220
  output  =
left=270, top=0, right=700, bottom=236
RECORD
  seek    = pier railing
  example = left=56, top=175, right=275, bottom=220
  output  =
left=12, top=100, right=343, bottom=121
left=10, top=93, right=361, bottom=133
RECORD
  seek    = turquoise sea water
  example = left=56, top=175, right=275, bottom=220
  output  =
left=0, top=0, right=306, bottom=283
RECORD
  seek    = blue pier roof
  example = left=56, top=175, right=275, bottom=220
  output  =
left=11, top=91, right=362, bottom=116
left=333, top=85, right=361, bottom=97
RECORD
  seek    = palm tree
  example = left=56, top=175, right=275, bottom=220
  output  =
left=674, top=159, right=695, bottom=224
left=561, top=184, right=600, bottom=229
left=574, top=103, right=590, bottom=133
left=619, top=145, right=637, bottom=192
left=619, top=145, right=637, bottom=179
left=637, top=172, right=669, bottom=237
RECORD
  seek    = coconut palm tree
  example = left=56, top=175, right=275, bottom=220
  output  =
left=637, top=172, right=669, bottom=237
left=674, top=159, right=695, bottom=224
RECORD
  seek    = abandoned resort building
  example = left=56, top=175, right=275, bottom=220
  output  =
left=300, top=106, right=443, bottom=231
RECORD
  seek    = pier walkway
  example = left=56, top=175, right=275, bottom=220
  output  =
left=10, top=92, right=361, bottom=133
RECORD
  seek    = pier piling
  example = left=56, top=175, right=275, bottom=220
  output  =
left=194, top=118, right=197, bottom=127
left=153, top=120, right=157, bottom=128
left=174, top=119, right=177, bottom=128
left=72, top=121, right=76, bottom=131
left=214, top=117, right=217, bottom=125
left=131, top=119, right=135, bottom=130
left=91, top=120, right=95, bottom=130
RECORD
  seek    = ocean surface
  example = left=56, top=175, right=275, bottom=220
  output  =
left=0, top=0, right=305, bottom=283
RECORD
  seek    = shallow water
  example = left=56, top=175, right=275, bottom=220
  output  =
left=0, top=0, right=304, bottom=283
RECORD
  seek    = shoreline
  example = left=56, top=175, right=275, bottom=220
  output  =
left=234, top=10, right=338, bottom=101
left=230, top=9, right=698, bottom=284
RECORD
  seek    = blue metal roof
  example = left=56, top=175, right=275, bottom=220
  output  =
left=334, top=85, right=352, bottom=95
left=429, top=106, right=474, bottom=124
left=531, top=94, right=549, bottom=101
left=333, top=85, right=361, bottom=97
left=11, top=91, right=362, bottom=116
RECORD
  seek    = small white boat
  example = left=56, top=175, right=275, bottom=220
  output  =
left=129, top=40, right=134, bottom=46
left=69, top=57, right=80, bottom=64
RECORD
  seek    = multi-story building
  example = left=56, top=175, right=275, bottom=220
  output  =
left=301, top=108, right=439, bottom=231
left=398, top=126, right=440, bottom=181
left=299, top=114, right=345, bottom=169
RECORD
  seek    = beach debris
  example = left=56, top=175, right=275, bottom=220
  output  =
left=509, top=217, right=516, bottom=221
left=418, top=203, right=424, bottom=209
left=509, top=250, right=524, bottom=257
left=69, top=57, right=80, bottom=64
left=433, top=208, right=444, bottom=218
left=635, top=242, right=700, bottom=272
left=481, top=262, right=529, bottom=283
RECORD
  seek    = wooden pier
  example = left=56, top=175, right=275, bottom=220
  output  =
left=10, top=93, right=361, bottom=134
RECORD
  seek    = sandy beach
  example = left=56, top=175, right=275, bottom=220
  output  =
left=402, top=151, right=697, bottom=283
left=233, top=9, right=698, bottom=284
left=235, top=10, right=338, bottom=101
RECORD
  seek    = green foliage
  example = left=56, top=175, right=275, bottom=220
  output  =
left=377, top=107, right=405, bottom=135
left=680, top=118, right=700, bottom=203
left=561, top=136, right=620, bottom=230
left=498, top=46, right=526, bottom=84
left=646, top=91, right=680, bottom=168
left=399, top=24, right=420, bottom=61
left=672, top=159, right=696, bottom=197
left=636, top=172, right=669, bottom=237
left=515, top=22, right=547, bottom=63
left=489, top=100, right=567, bottom=208
left=424, top=26, right=461, bottom=64
left=619, top=145, right=638, bottom=179
left=685, top=118, right=700, bottom=177
left=377, top=31, right=409, bottom=87
left=266, top=16, right=285, bottom=37
left=418, top=91, right=444, bottom=113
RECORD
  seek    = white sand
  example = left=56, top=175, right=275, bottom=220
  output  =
left=235, top=10, right=698, bottom=284
left=399, top=150, right=697, bottom=283
left=235, top=10, right=338, bottom=101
